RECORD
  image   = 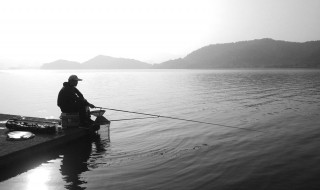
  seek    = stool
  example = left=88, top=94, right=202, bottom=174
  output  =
left=60, top=112, right=80, bottom=128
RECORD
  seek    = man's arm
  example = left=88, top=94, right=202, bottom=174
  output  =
left=74, top=88, right=95, bottom=108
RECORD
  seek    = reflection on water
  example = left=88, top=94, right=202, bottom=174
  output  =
left=60, top=134, right=108, bottom=189
left=0, top=133, right=107, bottom=190
left=0, top=69, right=320, bottom=189
left=60, top=136, right=92, bottom=190
left=26, top=168, right=50, bottom=190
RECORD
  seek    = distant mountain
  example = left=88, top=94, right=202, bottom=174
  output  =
left=81, top=55, right=151, bottom=69
left=155, top=38, right=320, bottom=69
left=40, top=38, right=320, bottom=69
left=152, top=58, right=189, bottom=69
left=41, top=56, right=151, bottom=69
left=41, top=60, right=81, bottom=69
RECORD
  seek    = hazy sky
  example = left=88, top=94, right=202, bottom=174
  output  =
left=0, top=0, right=320, bottom=66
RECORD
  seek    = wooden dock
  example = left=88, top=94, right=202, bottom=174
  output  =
left=0, top=114, right=94, bottom=168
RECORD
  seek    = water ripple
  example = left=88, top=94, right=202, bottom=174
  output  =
left=1, top=69, right=320, bottom=190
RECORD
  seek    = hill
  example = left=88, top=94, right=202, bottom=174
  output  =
left=41, top=60, right=81, bottom=69
left=41, top=56, right=151, bottom=70
left=40, top=39, right=320, bottom=69
left=81, top=55, right=151, bottom=69
left=154, top=39, right=320, bottom=69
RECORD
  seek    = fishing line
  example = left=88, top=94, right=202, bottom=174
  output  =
left=96, top=107, right=265, bottom=133
left=110, top=116, right=158, bottom=122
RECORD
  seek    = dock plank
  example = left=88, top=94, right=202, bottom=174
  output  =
left=0, top=114, right=92, bottom=168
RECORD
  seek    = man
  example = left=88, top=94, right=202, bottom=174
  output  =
left=57, top=75, right=95, bottom=126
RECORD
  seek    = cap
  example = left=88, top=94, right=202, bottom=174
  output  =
left=68, top=75, right=82, bottom=81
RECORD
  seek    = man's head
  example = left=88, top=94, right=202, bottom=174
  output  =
left=68, top=75, right=82, bottom=87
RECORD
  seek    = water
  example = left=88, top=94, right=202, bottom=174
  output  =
left=0, top=69, right=320, bottom=190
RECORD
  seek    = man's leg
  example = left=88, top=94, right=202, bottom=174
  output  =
left=76, top=102, right=91, bottom=126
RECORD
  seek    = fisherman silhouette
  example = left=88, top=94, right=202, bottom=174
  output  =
left=57, top=75, right=95, bottom=126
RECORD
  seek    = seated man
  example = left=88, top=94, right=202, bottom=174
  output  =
left=57, top=75, right=95, bottom=126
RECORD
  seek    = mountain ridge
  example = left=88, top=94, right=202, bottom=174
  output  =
left=40, top=38, right=320, bottom=69
left=41, top=59, right=81, bottom=69
left=81, top=55, right=151, bottom=69
left=155, top=38, right=320, bottom=68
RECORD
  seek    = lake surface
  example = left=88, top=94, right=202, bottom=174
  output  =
left=0, top=69, right=320, bottom=190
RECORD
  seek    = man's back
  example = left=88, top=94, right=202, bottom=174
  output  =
left=57, top=82, right=84, bottom=113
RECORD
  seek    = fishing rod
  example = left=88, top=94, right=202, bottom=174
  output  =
left=96, top=107, right=265, bottom=133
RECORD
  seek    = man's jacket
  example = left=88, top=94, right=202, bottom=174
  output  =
left=57, top=82, right=89, bottom=113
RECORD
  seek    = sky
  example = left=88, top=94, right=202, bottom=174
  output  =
left=0, top=0, right=320, bottom=67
